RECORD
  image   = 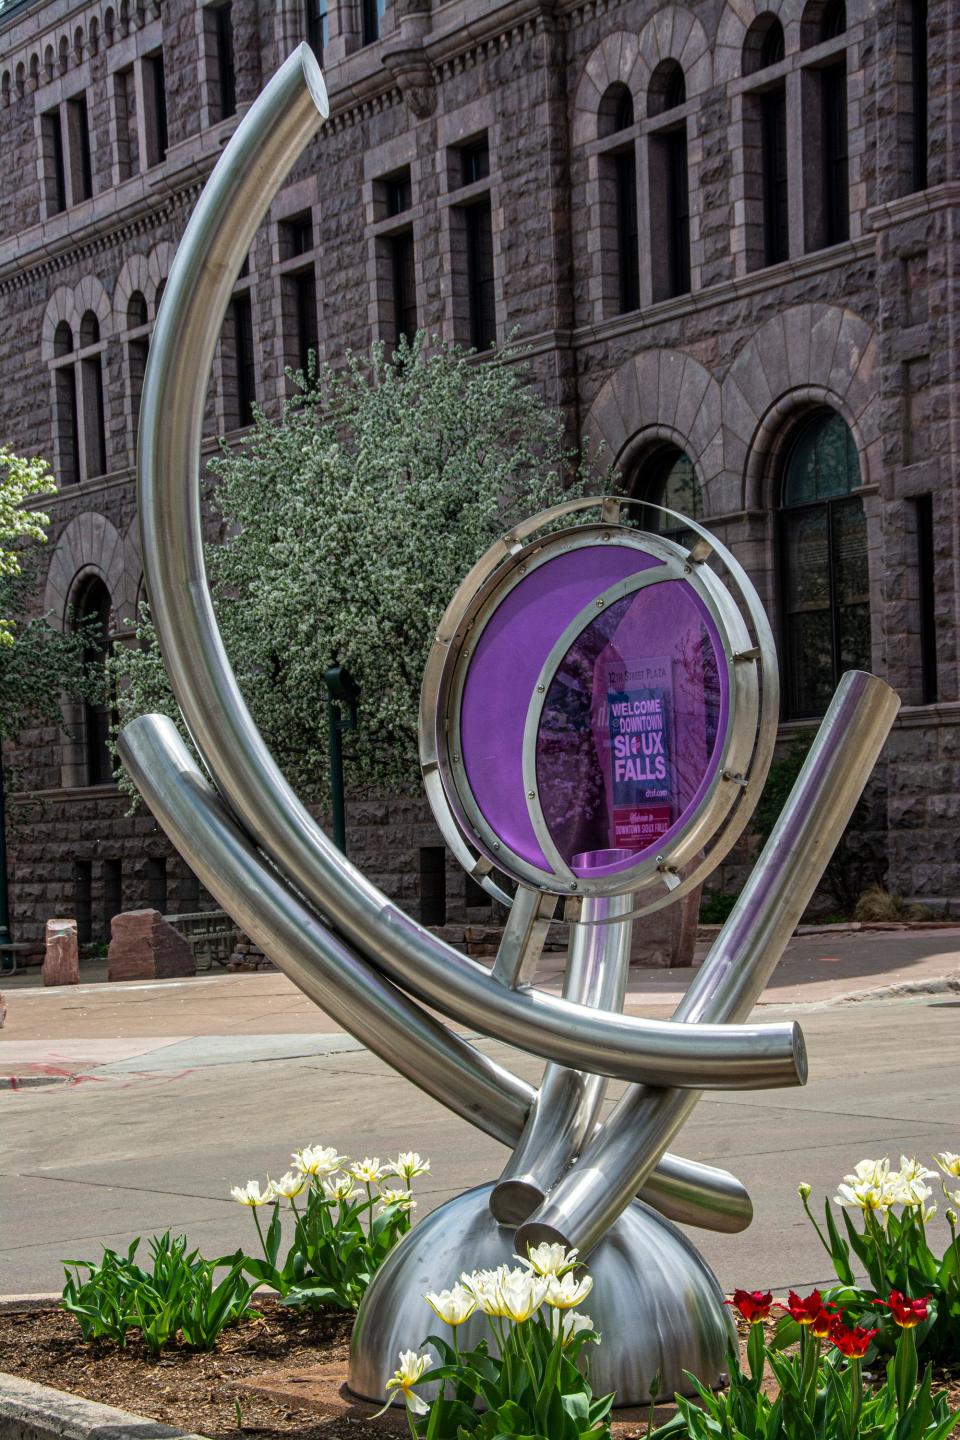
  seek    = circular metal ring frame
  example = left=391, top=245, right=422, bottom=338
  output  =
left=420, top=496, right=780, bottom=917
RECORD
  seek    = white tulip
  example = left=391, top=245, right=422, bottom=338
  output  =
left=385, top=1348, right=432, bottom=1415
left=390, top=1151, right=431, bottom=1181
left=519, top=1242, right=579, bottom=1277
left=834, top=1179, right=895, bottom=1213
left=293, top=1144, right=347, bottom=1177
left=350, top=1157, right=387, bottom=1183
left=545, top=1272, right=594, bottom=1310
left=498, top=1271, right=550, bottom=1323
left=230, top=1180, right=272, bottom=1207
left=322, top=1174, right=356, bottom=1203
left=425, top=1284, right=477, bottom=1326
left=551, top=1309, right=596, bottom=1345
left=269, top=1170, right=307, bottom=1201
left=935, top=1152, right=960, bottom=1179
left=842, top=1157, right=890, bottom=1187
left=379, top=1188, right=416, bottom=1213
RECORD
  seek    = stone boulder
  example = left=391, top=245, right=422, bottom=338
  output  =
left=43, top=918, right=80, bottom=986
left=107, top=909, right=195, bottom=982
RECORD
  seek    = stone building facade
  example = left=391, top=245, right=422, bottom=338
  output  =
left=0, top=0, right=955, bottom=954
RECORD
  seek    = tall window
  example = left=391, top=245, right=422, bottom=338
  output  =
left=906, top=0, right=928, bottom=192
left=821, top=61, right=848, bottom=245
left=801, top=0, right=848, bottom=250
left=279, top=212, right=320, bottom=379
left=305, top=0, right=328, bottom=62
left=743, top=16, right=789, bottom=269
left=41, top=107, right=67, bottom=214
left=114, top=64, right=140, bottom=180
left=227, top=292, right=255, bottom=427
left=207, top=1, right=236, bottom=121
left=361, top=0, right=385, bottom=46
left=761, top=85, right=788, bottom=264
left=51, top=321, right=79, bottom=485
left=66, top=95, right=93, bottom=202
left=143, top=49, right=168, bottom=165
left=448, top=137, right=496, bottom=350
left=50, top=313, right=107, bottom=484
left=74, top=576, right=115, bottom=786
left=126, top=290, right=150, bottom=451
left=78, top=312, right=107, bottom=478
left=629, top=443, right=701, bottom=544
left=780, top=409, right=869, bottom=717
left=647, top=62, right=690, bottom=301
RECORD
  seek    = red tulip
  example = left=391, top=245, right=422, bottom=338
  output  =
left=781, top=1289, right=834, bottom=1326
left=873, top=1290, right=931, bottom=1329
left=811, top=1308, right=836, bottom=1338
left=829, top=1319, right=878, bottom=1357
left=727, top=1288, right=774, bottom=1324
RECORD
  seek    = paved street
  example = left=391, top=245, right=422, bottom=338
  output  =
left=1, top=930, right=958, bottom=1298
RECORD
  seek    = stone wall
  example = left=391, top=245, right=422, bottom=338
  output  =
left=0, top=0, right=956, bottom=953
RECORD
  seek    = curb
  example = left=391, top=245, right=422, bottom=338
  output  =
left=0, top=1372, right=208, bottom=1440
left=0, top=1076, right=68, bottom=1092
left=0, top=1294, right=60, bottom=1315
left=808, top=973, right=960, bottom=1009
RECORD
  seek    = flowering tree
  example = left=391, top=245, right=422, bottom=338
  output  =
left=112, top=337, right=603, bottom=799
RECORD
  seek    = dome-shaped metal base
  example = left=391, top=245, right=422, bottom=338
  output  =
left=349, top=1183, right=734, bottom=1407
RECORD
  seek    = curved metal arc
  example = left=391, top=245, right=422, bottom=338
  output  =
left=119, top=711, right=752, bottom=1234
left=135, top=46, right=802, bottom=1096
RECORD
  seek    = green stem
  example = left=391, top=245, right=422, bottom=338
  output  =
left=252, top=1207, right=268, bottom=1264
left=801, top=1193, right=833, bottom=1258
left=848, top=1356, right=862, bottom=1440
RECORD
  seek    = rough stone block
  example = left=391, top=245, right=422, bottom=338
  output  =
left=43, top=918, right=79, bottom=986
left=107, top=909, right=195, bottom=982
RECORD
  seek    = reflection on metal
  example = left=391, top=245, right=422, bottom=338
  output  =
left=124, top=45, right=901, bottom=1409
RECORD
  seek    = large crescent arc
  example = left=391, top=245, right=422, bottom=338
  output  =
left=129, top=43, right=804, bottom=1093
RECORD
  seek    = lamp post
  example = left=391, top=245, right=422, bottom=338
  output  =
left=322, top=663, right=358, bottom=854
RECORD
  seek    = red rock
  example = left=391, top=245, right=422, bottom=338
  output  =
left=43, top=918, right=80, bottom=986
left=107, top=909, right=196, bottom=982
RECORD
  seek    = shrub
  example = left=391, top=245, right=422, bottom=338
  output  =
left=61, top=1232, right=257, bottom=1354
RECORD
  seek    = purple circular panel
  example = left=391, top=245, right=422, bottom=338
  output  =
left=535, top=581, right=728, bottom=878
left=460, top=545, right=663, bottom=870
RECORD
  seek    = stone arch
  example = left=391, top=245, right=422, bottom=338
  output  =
left=114, top=252, right=152, bottom=329
left=75, top=275, right=112, bottom=334
left=722, top=304, right=878, bottom=511
left=635, top=7, right=712, bottom=110
left=572, top=32, right=644, bottom=146
left=41, top=287, right=79, bottom=359
left=147, top=241, right=176, bottom=311
left=715, top=0, right=796, bottom=81
left=582, top=349, right=724, bottom=514
left=43, top=513, right=128, bottom=632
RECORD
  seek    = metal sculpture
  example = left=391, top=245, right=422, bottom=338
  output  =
left=120, top=45, right=901, bottom=1406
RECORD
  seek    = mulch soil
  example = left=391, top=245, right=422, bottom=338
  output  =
left=2, top=1301, right=959, bottom=1439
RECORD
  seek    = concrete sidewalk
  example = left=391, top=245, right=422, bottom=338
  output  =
left=1, top=926, right=958, bottom=1081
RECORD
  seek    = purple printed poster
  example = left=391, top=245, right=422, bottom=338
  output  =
left=603, top=655, right=674, bottom=850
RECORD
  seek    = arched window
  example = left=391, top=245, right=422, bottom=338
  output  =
left=647, top=62, right=690, bottom=300
left=780, top=409, right=869, bottom=717
left=629, top=442, right=701, bottom=544
left=599, top=84, right=638, bottom=315
left=51, top=321, right=80, bottom=485
left=126, top=289, right=151, bottom=451
left=820, top=0, right=846, bottom=39
left=305, top=0, right=328, bottom=63
left=743, top=13, right=785, bottom=74
left=73, top=575, right=115, bottom=785
left=78, top=311, right=107, bottom=478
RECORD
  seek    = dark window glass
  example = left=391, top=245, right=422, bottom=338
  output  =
left=419, top=846, right=446, bottom=927
left=127, top=290, right=148, bottom=329
left=761, top=18, right=785, bottom=66
left=295, top=269, right=318, bottom=373
left=146, top=51, right=168, bottom=163
left=631, top=444, right=701, bottom=544
left=822, top=62, right=848, bottom=244
left=55, top=366, right=80, bottom=486
left=82, top=355, right=107, bottom=477
left=598, top=83, right=633, bottom=138
left=361, top=0, right=385, bottom=46
left=74, top=860, right=92, bottom=944
left=460, top=138, right=490, bottom=187
left=104, top=858, right=122, bottom=937
left=820, top=0, right=846, bottom=39
left=75, top=577, right=115, bottom=786
left=231, top=293, right=256, bottom=426
left=148, top=856, right=168, bottom=914
left=615, top=88, right=634, bottom=130
left=283, top=212, right=313, bottom=258
left=215, top=3, right=236, bottom=119
left=43, top=108, right=66, bottom=213
left=648, top=59, right=685, bottom=117
left=615, top=147, right=639, bottom=313
left=910, top=0, right=928, bottom=191
left=305, top=0, right=328, bottom=61
left=68, top=95, right=93, bottom=201
left=53, top=320, right=73, bottom=358
left=129, top=335, right=150, bottom=439
left=761, top=84, right=789, bottom=264
left=465, top=199, right=496, bottom=350
left=666, top=128, right=690, bottom=296
left=386, top=170, right=412, bottom=216
left=390, top=231, right=417, bottom=346
left=915, top=494, right=937, bottom=703
left=780, top=410, right=868, bottom=717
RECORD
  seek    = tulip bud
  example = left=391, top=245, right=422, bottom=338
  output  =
left=948, top=1208, right=958, bottom=1227
left=798, top=1182, right=812, bottom=1201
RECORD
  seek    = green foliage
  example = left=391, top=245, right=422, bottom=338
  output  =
left=648, top=1320, right=960, bottom=1440
left=799, top=1170, right=960, bottom=1363
left=0, top=565, right=105, bottom=743
left=0, top=447, right=55, bottom=649
left=698, top=889, right=738, bottom=925
left=110, top=335, right=602, bottom=800
left=751, top=731, right=885, bottom=916
left=61, top=1232, right=258, bottom=1354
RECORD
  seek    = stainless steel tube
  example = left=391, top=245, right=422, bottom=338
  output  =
left=490, top=882, right=634, bottom=1225
left=136, top=44, right=805, bottom=1093
left=515, top=671, right=901, bottom=1257
left=120, top=713, right=753, bottom=1232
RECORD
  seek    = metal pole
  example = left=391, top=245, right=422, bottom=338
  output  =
left=515, top=670, right=901, bottom=1258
